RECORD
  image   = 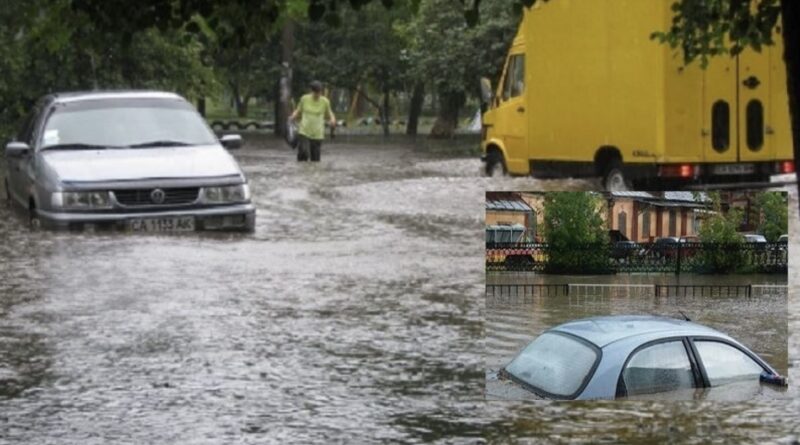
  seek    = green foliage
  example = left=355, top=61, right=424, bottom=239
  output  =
left=652, top=0, right=782, bottom=66
left=756, top=192, right=788, bottom=242
left=403, top=0, right=519, bottom=136
left=697, top=192, right=746, bottom=273
left=542, top=192, right=611, bottom=274
left=296, top=1, right=411, bottom=93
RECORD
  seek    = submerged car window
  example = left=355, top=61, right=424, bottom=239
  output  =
left=694, top=341, right=764, bottom=386
left=505, top=332, right=598, bottom=398
left=40, top=100, right=216, bottom=149
left=622, top=341, right=695, bottom=396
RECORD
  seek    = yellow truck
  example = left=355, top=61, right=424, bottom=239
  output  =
left=480, top=0, right=795, bottom=190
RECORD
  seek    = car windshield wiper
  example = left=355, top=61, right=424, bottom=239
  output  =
left=41, top=143, right=116, bottom=151
left=126, top=140, right=196, bottom=148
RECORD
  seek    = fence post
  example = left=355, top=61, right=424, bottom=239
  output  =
left=675, top=242, right=682, bottom=275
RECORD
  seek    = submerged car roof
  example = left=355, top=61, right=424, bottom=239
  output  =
left=48, top=91, right=184, bottom=104
left=550, top=315, right=726, bottom=348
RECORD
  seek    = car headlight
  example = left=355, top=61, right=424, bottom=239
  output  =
left=201, top=184, right=250, bottom=204
left=51, top=191, right=112, bottom=209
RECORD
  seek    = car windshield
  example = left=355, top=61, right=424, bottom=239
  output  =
left=40, top=98, right=217, bottom=150
left=505, top=332, right=599, bottom=398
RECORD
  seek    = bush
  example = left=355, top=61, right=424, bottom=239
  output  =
left=697, top=192, right=746, bottom=273
left=542, top=192, right=611, bottom=274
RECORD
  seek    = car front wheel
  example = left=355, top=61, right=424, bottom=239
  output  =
left=3, top=179, right=11, bottom=208
left=28, top=201, right=41, bottom=230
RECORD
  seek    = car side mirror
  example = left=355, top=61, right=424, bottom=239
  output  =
left=5, top=141, right=30, bottom=158
left=480, top=77, right=494, bottom=108
left=220, top=134, right=243, bottom=150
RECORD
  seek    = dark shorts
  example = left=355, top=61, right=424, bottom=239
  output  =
left=297, top=135, right=322, bottom=162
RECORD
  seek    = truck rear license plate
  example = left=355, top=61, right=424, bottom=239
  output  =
left=712, top=164, right=755, bottom=175
left=129, top=216, right=195, bottom=233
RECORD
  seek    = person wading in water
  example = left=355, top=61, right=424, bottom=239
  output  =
left=290, top=81, right=336, bottom=162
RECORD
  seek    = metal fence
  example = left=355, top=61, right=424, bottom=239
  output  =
left=486, top=242, right=788, bottom=274
left=485, top=283, right=787, bottom=299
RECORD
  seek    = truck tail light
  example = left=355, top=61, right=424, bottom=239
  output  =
left=778, top=160, right=795, bottom=174
left=659, top=164, right=697, bottom=178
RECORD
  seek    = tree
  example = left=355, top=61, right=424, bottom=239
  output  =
left=697, top=192, right=746, bottom=273
left=756, top=192, right=788, bottom=242
left=295, top=0, right=412, bottom=136
left=405, top=0, right=519, bottom=138
left=542, top=192, right=610, bottom=274
left=0, top=0, right=216, bottom=139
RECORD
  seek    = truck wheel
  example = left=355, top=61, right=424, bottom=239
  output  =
left=485, top=150, right=507, bottom=177
left=603, top=161, right=631, bottom=192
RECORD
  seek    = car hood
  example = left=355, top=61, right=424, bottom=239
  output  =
left=41, top=145, right=244, bottom=183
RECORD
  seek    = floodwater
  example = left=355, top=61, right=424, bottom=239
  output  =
left=0, top=134, right=798, bottom=443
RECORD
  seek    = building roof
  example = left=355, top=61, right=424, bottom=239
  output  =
left=610, top=192, right=654, bottom=199
left=550, top=315, right=725, bottom=348
left=663, top=191, right=711, bottom=202
left=610, top=191, right=711, bottom=206
left=486, top=199, right=533, bottom=212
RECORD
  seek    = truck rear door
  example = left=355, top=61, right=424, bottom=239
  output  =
left=738, top=47, right=775, bottom=163
left=702, top=56, right=738, bottom=165
left=703, top=37, right=783, bottom=169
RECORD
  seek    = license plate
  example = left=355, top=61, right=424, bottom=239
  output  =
left=712, top=163, right=755, bottom=175
left=129, top=216, right=195, bottom=233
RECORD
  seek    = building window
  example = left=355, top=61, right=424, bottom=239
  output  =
left=618, top=211, right=627, bottom=239
left=527, top=210, right=537, bottom=241
left=692, top=211, right=701, bottom=234
left=641, top=211, right=650, bottom=240
left=668, top=210, right=677, bottom=237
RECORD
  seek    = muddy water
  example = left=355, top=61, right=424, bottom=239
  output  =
left=0, top=134, right=797, bottom=443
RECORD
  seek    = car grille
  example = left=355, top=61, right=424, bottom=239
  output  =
left=113, top=187, right=200, bottom=206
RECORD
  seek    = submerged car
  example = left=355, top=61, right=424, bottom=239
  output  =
left=499, top=315, right=786, bottom=400
left=3, top=91, right=255, bottom=232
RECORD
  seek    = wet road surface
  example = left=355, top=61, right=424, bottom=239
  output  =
left=0, top=134, right=799, bottom=443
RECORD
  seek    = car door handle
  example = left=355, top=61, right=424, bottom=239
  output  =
left=517, top=107, right=525, bottom=113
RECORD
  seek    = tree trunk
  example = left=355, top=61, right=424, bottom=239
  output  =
left=197, top=97, right=206, bottom=117
left=429, top=91, right=465, bottom=139
left=276, top=19, right=296, bottom=136
left=232, top=85, right=249, bottom=118
left=381, top=89, right=391, bottom=137
left=406, top=82, right=425, bottom=136
left=782, top=1, right=800, bottom=214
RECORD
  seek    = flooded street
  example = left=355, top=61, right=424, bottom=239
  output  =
left=0, top=134, right=798, bottom=443
left=0, top=135, right=499, bottom=444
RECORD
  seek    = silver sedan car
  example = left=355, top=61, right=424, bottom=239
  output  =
left=3, top=91, right=255, bottom=232
left=498, top=315, right=786, bottom=400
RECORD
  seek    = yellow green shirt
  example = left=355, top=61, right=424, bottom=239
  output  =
left=295, top=94, right=333, bottom=140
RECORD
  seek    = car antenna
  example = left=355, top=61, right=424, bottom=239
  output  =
left=677, top=310, right=691, bottom=322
